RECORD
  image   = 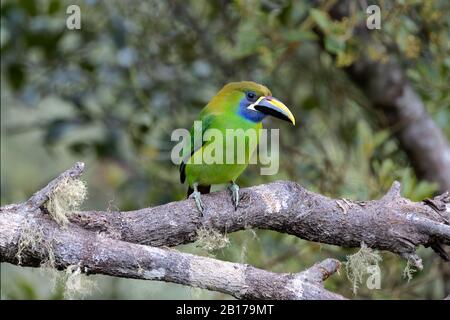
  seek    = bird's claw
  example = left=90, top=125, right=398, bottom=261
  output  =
left=190, top=190, right=204, bottom=215
left=228, top=182, right=240, bottom=210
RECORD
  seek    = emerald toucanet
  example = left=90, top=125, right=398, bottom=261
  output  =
left=180, top=81, right=295, bottom=213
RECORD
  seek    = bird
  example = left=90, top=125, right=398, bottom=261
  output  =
left=179, top=81, right=295, bottom=214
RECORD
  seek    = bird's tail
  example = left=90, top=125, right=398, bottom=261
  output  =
left=187, top=185, right=211, bottom=198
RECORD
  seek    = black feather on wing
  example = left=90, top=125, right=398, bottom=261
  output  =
left=179, top=114, right=215, bottom=184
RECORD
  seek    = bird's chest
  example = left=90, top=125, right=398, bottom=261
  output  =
left=185, top=116, right=262, bottom=185
left=208, top=116, right=262, bottom=161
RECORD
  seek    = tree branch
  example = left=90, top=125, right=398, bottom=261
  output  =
left=2, top=162, right=449, bottom=277
left=25, top=162, right=86, bottom=211
left=328, top=1, right=450, bottom=193
left=71, top=178, right=449, bottom=269
left=1, top=194, right=343, bottom=300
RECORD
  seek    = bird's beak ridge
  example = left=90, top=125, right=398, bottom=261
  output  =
left=249, top=96, right=296, bottom=125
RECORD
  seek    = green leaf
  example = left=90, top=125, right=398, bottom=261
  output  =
left=325, top=35, right=345, bottom=54
left=378, top=159, right=395, bottom=188
left=373, top=130, right=390, bottom=148
left=411, top=181, right=438, bottom=201
left=310, top=8, right=331, bottom=32
left=284, top=30, right=318, bottom=42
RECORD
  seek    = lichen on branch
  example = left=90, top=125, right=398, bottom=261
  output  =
left=1, top=162, right=449, bottom=300
left=45, top=177, right=87, bottom=226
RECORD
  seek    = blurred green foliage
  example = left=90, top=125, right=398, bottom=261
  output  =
left=1, top=0, right=449, bottom=299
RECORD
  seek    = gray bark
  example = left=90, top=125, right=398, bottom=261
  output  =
left=1, top=162, right=448, bottom=299
left=0, top=208, right=343, bottom=300
left=69, top=173, right=449, bottom=269
left=0, top=162, right=345, bottom=299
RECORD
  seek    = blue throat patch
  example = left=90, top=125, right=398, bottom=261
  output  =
left=237, top=98, right=266, bottom=123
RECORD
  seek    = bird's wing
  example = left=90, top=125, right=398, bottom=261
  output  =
left=179, top=113, right=216, bottom=183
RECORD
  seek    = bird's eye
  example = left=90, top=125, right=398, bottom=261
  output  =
left=246, top=92, right=257, bottom=102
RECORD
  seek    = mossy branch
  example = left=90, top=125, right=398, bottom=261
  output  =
left=70, top=167, right=448, bottom=270
left=24, top=162, right=85, bottom=212
left=1, top=162, right=449, bottom=299
left=0, top=203, right=343, bottom=300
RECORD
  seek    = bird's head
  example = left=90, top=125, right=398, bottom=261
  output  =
left=209, top=81, right=295, bottom=125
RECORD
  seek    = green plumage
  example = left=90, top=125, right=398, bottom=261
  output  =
left=182, top=112, right=262, bottom=187
left=180, top=81, right=295, bottom=204
left=180, top=82, right=271, bottom=195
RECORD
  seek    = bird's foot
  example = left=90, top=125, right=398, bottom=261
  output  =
left=228, top=182, right=240, bottom=210
left=189, top=185, right=204, bottom=215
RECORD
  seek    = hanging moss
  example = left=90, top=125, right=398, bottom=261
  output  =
left=45, top=177, right=87, bottom=226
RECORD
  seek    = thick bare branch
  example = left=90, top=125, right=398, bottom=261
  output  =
left=68, top=180, right=449, bottom=269
left=0, top=208, right=343, bottom=300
